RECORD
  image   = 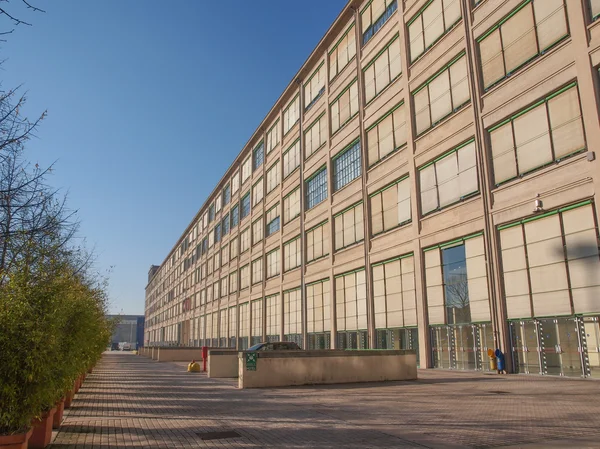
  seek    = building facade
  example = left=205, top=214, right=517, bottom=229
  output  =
left=145, top=0, right=600, bottom=378
left=109, top=315, right=145, bottom=349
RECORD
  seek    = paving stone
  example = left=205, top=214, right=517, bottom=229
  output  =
left=51, top=352, right=600, bottom=448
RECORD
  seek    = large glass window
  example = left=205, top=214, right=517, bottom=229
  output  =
left=214, top=223, right=222, bottom=243
left=266, top=160, right=280, bottom=194
left=283, top=139, right=301, bottom=178
left=240, top=264, right=250, bottom=290
left=419, top=139, right=478, bottom=215
left=252, top=178, right=264, bottom=206
left=283, top=187, right=300, bottom=224
left=361, top=0, right=398, bottom=46
left=242, top=156, right=252, bottom=184
left=306, top=279, right=331, bottom=349
left=305, top=113, right=327, bottom=160
left=239, top=302, right=249, bottom=349
left=231, top=204, right=240, bottom=228
left=284, top=288, right=303, bottom=347
left=478, top=0, right=568, bottom=90
left=334, top=202, right=364, bottom=251
left=222, top=213, right=230, bottom=236
left=240, top=227, right=250, bottom=253
left=266, top=120, right=280, bottom=154
left=413, top=53, right=470, bottom=135
left=229, top=271, right=238, bottom=293
left=266, top=248, right=280, bottom=278
left=488, top=83, right=585, bottom=185
left=231, top=170, right=240, bottom=195
left=331, top=79, right=359, bottom=134
left=266, top=294, right=282, bottom=341
left=307, top=220, right=329, bottom=263
left=363, top=35, right=401, bottom=104
left=306, top=167, right=328, bottom=209
left=252, top=216, right=263, bottom=245
left=253, top=141, right=264, bottom=171
left=266, top=203, right=280, bottom=237
left=241, top=192, right=251, bottom=219
left=304, top=62, right=325, bottom=111
left=230, top=238, right=238, bottom=259
left=329, top=24, right=357, bottom=82
left=252, top=257, right=263, bottom=285
left=333, top=140, right=361, bottom=192
left=208, top=203, right=215, bottom=223
left=335, top=269, right=368, bottom=348
left=284, top=236, right=302, bottom=272
left=367, top=102, right=407, bottom=167
left=408, top=0, right=461, bottom=63
left=283, top=95, right=300, bottom=135
left=223, top=183, right=231, bottom=206
left=592, top=0, right=600, bottom=22
left=370, top=176, right=411, bottom=235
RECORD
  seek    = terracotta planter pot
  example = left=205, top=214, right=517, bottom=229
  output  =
left=52, top=399, right=65, bottom=429
left=64, top=389, right=74, bottom=409
left=87, top=367, right=93, bottom=374
left=0, top=428, right=33, bottom=449
left=29, top=408, right=56, bottom=449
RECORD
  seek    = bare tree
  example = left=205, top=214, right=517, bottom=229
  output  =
left=444, top=273, right=472, bottom=324
left=0, top=0, right=45, bottom=41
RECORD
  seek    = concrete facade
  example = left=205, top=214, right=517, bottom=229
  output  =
left=238, top=350, right=417, bottom=388
left=145, top=0, right=600, bottom=378
left=207, top=350, right=239, bottom=378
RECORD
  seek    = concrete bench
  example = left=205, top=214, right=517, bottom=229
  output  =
left=238, top=349, right=417, bottom=389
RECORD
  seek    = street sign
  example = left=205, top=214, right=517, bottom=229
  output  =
left=246, top=353, right=257, bottom=371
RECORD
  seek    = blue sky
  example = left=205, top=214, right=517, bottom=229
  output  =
left=1, top=0, right=347, bottom=315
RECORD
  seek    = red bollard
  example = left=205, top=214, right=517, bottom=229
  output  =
left=202, top=346, right=208, bottom=372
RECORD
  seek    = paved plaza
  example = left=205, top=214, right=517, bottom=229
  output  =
left=51, top=352, right=600, bottom=448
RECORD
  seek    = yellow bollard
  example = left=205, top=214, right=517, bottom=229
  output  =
left=187, top=360, right=201, bottom=372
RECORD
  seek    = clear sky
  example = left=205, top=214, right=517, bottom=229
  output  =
left=1, top=0, right=348, bottom=315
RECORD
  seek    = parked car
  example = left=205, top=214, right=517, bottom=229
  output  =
left=122, top=343, right=132, bottom=351
left=247, top=341, right=301, bottom=351
left=111, top=342, right=119, bottom=351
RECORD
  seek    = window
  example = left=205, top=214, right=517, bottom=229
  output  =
left=283, top=139, right=301, bottom=178
left=266, top=204, right=280, bottom=237
left=252, top=216, right=263, bottom=245
left=239, top=302, right=249, bottom=343
left=240, top=265, right=250, bottom=289
left=363, top=35, right=402, bottom=104
left=253, top=141, right=264, bottom=171
left=413, top=53, right=470, bottom=135
left=252, top=178, right=264, bottom=206
left=284, top=236, right=302, bottom=272
left=370, top=176, right=411, bottom=235
left=202, top=212, right=208, bottom=230
left=229, top=271, right=238, bottom=293
left=488, top=83, right=585, bottom=185
left=304, top=62, right=325, bottom=111
left=372, top=254, right=418, bottom=329
left=424, top=233, right=491, bottom=325
left=228, top=307, right=237, bottom=343
left=334, top=202, right=364, bottom=251
left=266, top=294, right=282, bottom=340
left=213, top=281, right=220, bottom=300
left=266, top=249, right=280, bottom=278
left=240, top=227, right=250, bottom=253
left=307, top=221, right=329, bottom=263
left=361, top=0, right=398, bottom=46
left=266, top=120, right=280, bottom=154
left=223, top=184, right=231, bottom=205
left=214, top=223, right=222, bottom=243
left=304, top=113, right=327, bottom=160
left=230, top=237, right=238, bottom=259
left=221, top=244, right=229, bottom=266
left=219, top=308, right=228, bottom=343
left=252, top=257, right=263, bottom=285
left=306, top=278, right=331, bottom=338
left=214, top=251, right=221, bottom=270
left=207, top=283, right=213, bottom=302
left=408, top=0, right=461, bottom=63
left=232, top=170, right=240, bottom=195
left=331, top=79, right=359, bottom=134
left=200, top=289, right=206, bottom=306
left=242, top=156, right=252, bottom=184
left=592, top=0, right=600, bottom=22
left=221, top=276, right=228, bottom=298
left=241, top=192, right=251, bottom=219
left=335, top=269, right=368, bottom=332
left=208, top=229, right=214, bottom=248
left=251, top=299, right=263, bottom=344
left=231, top=204, right=240, bottom=228
left=306, top=167, right=328, bottom=209
left=478, top=0, right=568, bottom=90
left=498, top=201, right=600, bottom=318
left=266, top=160, right=280, bottom=194
left=367, top=102, right=407, bottom=166
left=329, top=24, right=357, bottom=81
left=283, top=95, right=300, bottom=135
left=284, top=288, right=302, bottom=344
left=420, top=139, right=478, bottom=215
left=283, top=187, right=301, bottom=223
left=215, top=194, right=222, bottom=213
left=208, top=204, right=215, bottom=223
left=333, top=140, right=361, bottom=192
left=222, top=213, right=230, bottom=236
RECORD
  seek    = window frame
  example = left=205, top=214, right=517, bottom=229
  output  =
left=332, top=139, right=362, bottom=192
left=305, top=166, right=329, bottom=210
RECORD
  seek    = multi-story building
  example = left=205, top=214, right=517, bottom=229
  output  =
left=145, top=0, right=600, bottom=378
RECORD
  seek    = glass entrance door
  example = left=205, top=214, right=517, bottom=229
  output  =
left=556, top=318, right=583, bottom=377
left=582, top=317, right=600, bottom=379
left=510, top=321, right=542, bottom=374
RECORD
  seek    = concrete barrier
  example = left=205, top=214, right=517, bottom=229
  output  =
left=238, top=350, right=417, bottom=389
left=207, top=350, right=239, bottom=378
left=156, top=347, right=203, bottom=362
left=151, top=347, right=158, bottom=360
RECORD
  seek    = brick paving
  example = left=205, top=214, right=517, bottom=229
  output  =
left=51, top=352, right=600, bottom=448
